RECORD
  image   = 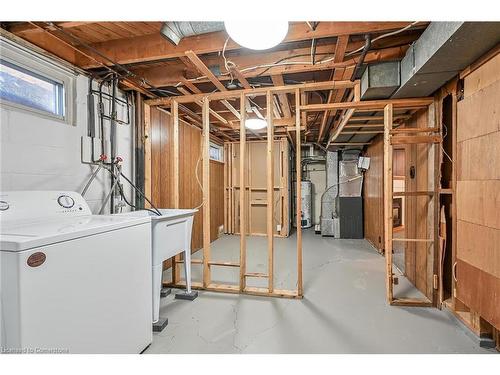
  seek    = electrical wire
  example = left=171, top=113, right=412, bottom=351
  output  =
left=222, top=37, right=236, bottom=85
left=192, top=141, right=205, bottom=210
left=344, top=21, right=420, bottom=57
left=441, top=122, right=454, bottom=163
left=178, top=22, right=420, bottom=87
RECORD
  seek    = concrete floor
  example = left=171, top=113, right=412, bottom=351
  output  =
left=145, top=230, right=492, bottom=354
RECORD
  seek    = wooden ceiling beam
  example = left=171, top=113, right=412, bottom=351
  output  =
left=128, top=41, right=411, bottom=87
left=7, top=22, right=90, bottom=34
left=177, top=86, right=232, bottom=127
left=76, top=22, right=423, bottom=68
left=349, top=115, right=411, bottom=122
left=326, top=108, right=356, bottom=147
left=317, top=34, right=350, bottom=142
left=180, top=78, right=202, bottom=94
left=303, top=97, right=434, bottom=112
left=185, top=50, right=227, bottom=91
left=146, top=79, right=356, bottom=106
left=230, top=67, right=253, bottom=89
left=184, top=50, right=242, bottom=121
left=271, top=75, right=292, bottom=118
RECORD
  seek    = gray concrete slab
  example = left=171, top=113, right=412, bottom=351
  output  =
left=145, top=230, right=494, bottom=354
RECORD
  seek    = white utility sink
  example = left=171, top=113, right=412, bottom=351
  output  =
left=115, top=208, right=198, bottom=330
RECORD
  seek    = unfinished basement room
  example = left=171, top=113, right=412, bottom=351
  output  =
left=1, top=2, right=500, bottom=370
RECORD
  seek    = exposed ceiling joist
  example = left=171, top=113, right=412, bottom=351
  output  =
left=7, top=21, right=90, bottom=34
left=184, top=50, right=240, bottom=121
left=129, top=42, right=411, bottom=87
left=76, top=22, right=423, bottom=68
left=317, top=34, right=350, bottom=142
left=271, top=75, right=292, bottom=118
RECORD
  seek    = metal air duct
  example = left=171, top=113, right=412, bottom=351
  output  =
left=160, top=22, right=225, bottom=45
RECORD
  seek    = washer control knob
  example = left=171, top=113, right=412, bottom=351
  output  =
left=57, top=195, right=75, bottom=209
left=0, top=201, right=9, bottom=211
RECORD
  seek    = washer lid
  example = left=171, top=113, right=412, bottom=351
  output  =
left=0, top=214, right=150, bottom=252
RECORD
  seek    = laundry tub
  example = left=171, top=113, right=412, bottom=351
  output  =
left=114, top=208, right=198, bottom=331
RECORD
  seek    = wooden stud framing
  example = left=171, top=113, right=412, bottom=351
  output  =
left=296, top=89, right=303, bottom=297
left=145, top=76, right=447, bottom=304
left=145, top=80, right=357, bottom=106
left=202, top=98, right=211, bottom=288
left=267, top=91, right=275, bottom=292
left=301, top=97, right=434, bottom=112
left=239, top=93, right=247, bottom=292
left=143, top=103, right=152, bottom=208
left=326, top=108, right=356, bottom=147
left=383, top=102, right=439, bottom=307
left=144, top=79, right=410, bottom=300
left=171, top=100, right=181, bottom=283
left=384, top=103, right=394, bottom=303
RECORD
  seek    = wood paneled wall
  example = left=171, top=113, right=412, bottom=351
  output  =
left=456, top=52, right=500, bottom=330
left=149, top=107, right=224, bottom=252
left=363, top=135, right=384, bottom=252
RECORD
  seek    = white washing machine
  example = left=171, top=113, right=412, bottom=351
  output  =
left=0, top=191, right=153, bottom=354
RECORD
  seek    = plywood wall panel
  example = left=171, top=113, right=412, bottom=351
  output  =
left=456, top=260, right=500, bottom=330
left=457, top=180, right=500, bottom=229
left=457, top=131, right=500, bottom=181
left=363, top=135, right=384, bottom=251
left=457, top=79, right=500, bottom=142
left=457, top=220, right=500, bottom=279
left=463, top=53, right=500, bottom=98
left=457, top=51, right=500, bottom=331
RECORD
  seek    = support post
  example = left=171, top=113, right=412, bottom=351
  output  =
left=202, top=98, right=211, bottom=288
left=384, top=103, right=394, bottom=303
left=266, top=91, right=275, bottom=292
left=144, top=103, right=152, bottom=208
left=172, top=100, right=180, bottom=283
left=295, top=89, right=303, bottom=297
left=239, top=93, right=247, bottom=291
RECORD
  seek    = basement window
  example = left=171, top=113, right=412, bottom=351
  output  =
left=209, top=143, right=224, bottom=162
left=0, top=59, right=65, bottom=118
left=0, top=37, right=75, bottom=124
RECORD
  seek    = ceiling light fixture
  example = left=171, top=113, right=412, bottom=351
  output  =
left=245, top=118, right=267, bottom=130
left=224, top=20, right=289, bottom=50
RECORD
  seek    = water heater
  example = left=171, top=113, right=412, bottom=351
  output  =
left=300, top=180, right=313, bottom=228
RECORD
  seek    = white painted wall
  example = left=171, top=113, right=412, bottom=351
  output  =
left=0, top=39, right=134, bottom=214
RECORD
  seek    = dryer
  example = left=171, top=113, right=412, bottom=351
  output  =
left=0, top=191, right=152, bottom=353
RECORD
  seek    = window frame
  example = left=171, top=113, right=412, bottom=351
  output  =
left=209, top=142, right=224, bottom=162
left=0, top=37, right=76, bottom=125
